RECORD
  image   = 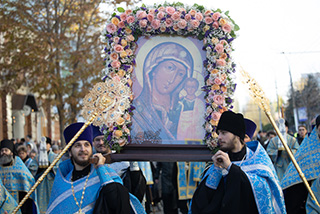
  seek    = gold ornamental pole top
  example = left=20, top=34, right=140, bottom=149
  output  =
left=240, top=67, right=320, bottom=208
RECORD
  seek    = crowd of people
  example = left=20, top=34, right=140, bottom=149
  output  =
left=0, top=112, right=320, bottom=213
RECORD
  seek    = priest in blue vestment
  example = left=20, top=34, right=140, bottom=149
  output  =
left=0, top=139, right=39, bottom=214
left=189, top=111, right=286, bottom=214
left=46, top=122, right=145, bottom=214
left=0, top=177, right=21, bottom=214
left=281, top=115, right=320, bottom=214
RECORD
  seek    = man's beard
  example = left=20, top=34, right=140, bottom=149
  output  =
left=72, top=152, right=92, bottom=167
left=0, top=154, right=13, bottom=165
left=218, top=135, right=237, bottom=152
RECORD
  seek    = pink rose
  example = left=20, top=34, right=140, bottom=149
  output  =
left=114, top=36, right=120, bottom=44
left=204, top=10, right=212, bottom=16
left=212, top=21, right=219, bottom=29
left=126, top=16, right=135, bottom=24
left=125, top=49, right=133, bottom=56
left=151, top=19, right=160, bottom=29
left=111, top=60, right=121, bottom=68
left=125, top=9, right=132, bottom=15
left=211, top=112, right=221, bottom=121
left=171, top=12, right=181, bottom=21
left=216, top=59, right=226, bottom=66
left=215, top=43, right=224, bottom=53
left=189, top=9, right=196, bottom=17
left=166, top=6, right=175, bottom=15
left=106, top=23, right=117, bottom=33
left=157, top=11, right=165, bottom=19
left=147, top=14, right=154, bottom=22
left=222, top=23, right=232, bottom=33
left=114, top=44, right=124, bottom=53
left=212, top=12, right=221, bottom=21
left=220, top=40, right=227, bottom=45
left=146, top=26, right=152, bottom=32
left=110, top=52, right=119, bottom=61
left=158, top=6, right=165, bottom=12
left=205, top=17, right=213, bottom=25
left=120, top=13, right=127, bottom=21
left=118, top=21, right=125, bottom=28
left=179, top=8, right=186, bottom=13
left=139, top=19, right=148, bottom=28
left=195, top=12, right=203, bottom=21
left=213, top=95, right=224, bottom=105
left=160, top=24, right=166, bottom=32
left=190, top=20, right=200, bottom=28
left=126, top=34, right=135, bottom=42
left=214, top=78, right=222, bottom=85
left=165, top=18, right=173, bottom=27
left=177, top=19, right=187, bottom=29
left=185, top=14, right=191, bottom=21
left=149, top=9, right=155, bottom=14
left=136, top=10, right=147, bottom=19
left=173, top=24, right=179, bottom=31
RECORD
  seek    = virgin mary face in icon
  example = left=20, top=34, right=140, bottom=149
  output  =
left=153, top=59, right=188, bottom=95
left=132, top=42, right=194, bottom=143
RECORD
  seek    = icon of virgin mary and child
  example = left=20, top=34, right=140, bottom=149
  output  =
left=131, top=42, right=205, bottom=144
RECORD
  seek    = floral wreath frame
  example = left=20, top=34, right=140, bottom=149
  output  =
left=100, top=2, right=239, bottom=152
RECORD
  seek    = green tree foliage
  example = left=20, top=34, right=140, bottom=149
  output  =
left=0, top=0, right=108, bottom=142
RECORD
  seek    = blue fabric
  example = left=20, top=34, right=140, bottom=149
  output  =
left=267, top=134, right=300, bottom=181
left=0, top=156, right=39, bottom=213
left=36, top=151, right=59, bottom=214
left=92, top=125, right=103, bottom=140
left=46, top=159, right=146, bottom=214
left=0, top=178, right=21, bottom=214
left=138, top=162, right=153, bottom=185
left=177, top=162, right=205, bottom=200
left=306, top=177, right=320, bottom=213
left=281, top=128, right=320, bottom=189
left=190, top=141, right=286, bottom=214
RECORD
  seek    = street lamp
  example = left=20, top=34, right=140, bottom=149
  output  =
left=281, top=52, right=299, bottom=132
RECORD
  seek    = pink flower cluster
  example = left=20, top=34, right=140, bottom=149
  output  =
left=106, top=6, right=233, bottom=35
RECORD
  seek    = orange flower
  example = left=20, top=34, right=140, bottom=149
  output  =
left=111, top=17, right=120, bottom=26
left=211, top=69, right=219, bottom=74
left=221, top=86, right=227, bottom=92
left=118, top=69, right=125, bottom=77
left=211, top=132, right=218, bottom=138
left=120, top=51, right=127, bottom=58
left=210, top=119, right=218, bottom=126
left=116, top=117, right=125, bottom=126
left=219, top=18, right=227, bottom=26
left=114, top=130, right=123, bottom=138
left=220, top=53, right=227, bottom=60
left=121, top=39, right=127, bottom=47
left=211, top=84, right=220, bottom=90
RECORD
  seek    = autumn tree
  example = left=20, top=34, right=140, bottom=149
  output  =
left=0, top=0, right=110, bottom=142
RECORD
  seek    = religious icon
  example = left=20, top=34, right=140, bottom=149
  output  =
left=131, top=36, right=206, bottom=145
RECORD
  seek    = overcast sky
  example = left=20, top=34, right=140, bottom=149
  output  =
left=109, top=0, right=320, bottom=110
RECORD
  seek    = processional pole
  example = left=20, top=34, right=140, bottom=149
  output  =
left=240, top=68, right=320, bottom=208
left=12, top=79, right=122, bottom=214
